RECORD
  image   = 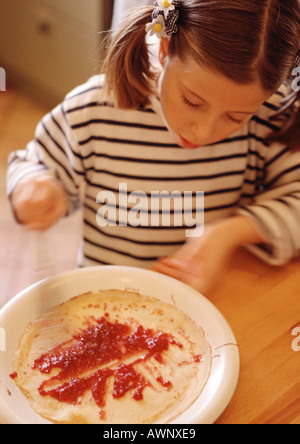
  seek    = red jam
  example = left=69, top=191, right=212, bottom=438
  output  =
left=156, top=376, right=173, bottom=390
left=32, top=316, right=182, bottom=416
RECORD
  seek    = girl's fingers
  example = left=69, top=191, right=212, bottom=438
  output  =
left=153, top=259, right=190, bottom=282
left=154, top=260, right=207, bottom=292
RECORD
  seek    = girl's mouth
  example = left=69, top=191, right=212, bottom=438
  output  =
left=178, top=135, right=202, bottom=149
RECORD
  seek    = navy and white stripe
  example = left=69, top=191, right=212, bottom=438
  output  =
left=7, top=75, right=300, bottom=267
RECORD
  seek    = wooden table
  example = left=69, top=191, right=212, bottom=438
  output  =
left=210, top=248, right=300, bottom=424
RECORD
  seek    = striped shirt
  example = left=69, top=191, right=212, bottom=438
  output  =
left=7, top=75, right=300, bottom=268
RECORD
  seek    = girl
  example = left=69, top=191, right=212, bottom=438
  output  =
left=7, top=0, right=300, bottom=294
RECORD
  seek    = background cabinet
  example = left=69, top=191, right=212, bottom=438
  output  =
left=112, top=0, right=152, bottom=30
left=0, top=0, right=113, bottom=106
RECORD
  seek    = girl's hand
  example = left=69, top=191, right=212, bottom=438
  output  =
left=10, top=175, right=69, bottom=230
left=152, top=216, right=265, bottom=295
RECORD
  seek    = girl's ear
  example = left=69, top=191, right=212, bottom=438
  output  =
left=159, top=38, right=170, bottom=68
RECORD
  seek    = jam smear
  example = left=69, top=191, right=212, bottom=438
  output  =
left=33, top=317, right=129, bottom=377
left=9, top=372, right=18, bottom=379
left=32, top=316, right=182, bottom=415
left=156, top=376, right=173, bottom=390
left=113, top=364, right=148, bottom=401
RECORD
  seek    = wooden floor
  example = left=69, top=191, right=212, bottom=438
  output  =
left=0, top=82, right=81, bottom=307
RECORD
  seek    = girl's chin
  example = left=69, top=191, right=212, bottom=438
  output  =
left=177, top=135, right=202, bottom=149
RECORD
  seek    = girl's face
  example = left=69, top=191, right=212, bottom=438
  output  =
left=159, top=46, right=270, bottom=149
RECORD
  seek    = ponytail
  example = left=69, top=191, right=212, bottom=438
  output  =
left=102, top=6, right=157, bottom=109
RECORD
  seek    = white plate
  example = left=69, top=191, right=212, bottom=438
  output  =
left=0, top=266, right=239, bottom=424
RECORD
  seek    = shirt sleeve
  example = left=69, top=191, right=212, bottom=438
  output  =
left=236, top=89, right=300, bottom=266
left=6, top=95, right=86, bottom=215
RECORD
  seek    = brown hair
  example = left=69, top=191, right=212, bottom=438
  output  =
left=102, top=6, right=156, bottom=110
left=102, top=0, right=300, bottom=146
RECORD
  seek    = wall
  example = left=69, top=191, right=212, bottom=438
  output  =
left=0, top=0, right=113, bottom=107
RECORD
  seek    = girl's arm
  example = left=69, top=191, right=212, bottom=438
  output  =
left=153, top=215, right=266, bottom=295
left=6, top=79, right=95, bottom=229
left=10, top=175, right=69, bottom=230
left=154, top=146, right=300, bottom=294
left=234, top=86, right=300, bottom=266
left=237, top=144, right=300, bottom=266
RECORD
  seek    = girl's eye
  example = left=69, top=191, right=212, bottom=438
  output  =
left=227, top=115, right=245, bottom=125
left=182, top=96, right=202, bottom=109
left=182, top=95, right=247, bottom=125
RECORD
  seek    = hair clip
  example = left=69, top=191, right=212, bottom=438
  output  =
left=155, top=0, right=176, bottom=19
left=146, top=0, right=181, bottom=39
left=146, top=13, right=168, bottom=38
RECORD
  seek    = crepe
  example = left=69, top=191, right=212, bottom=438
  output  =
left=11, top=289, right=211, bottom=424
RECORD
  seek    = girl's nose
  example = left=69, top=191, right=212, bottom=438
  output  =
left=190, top=115, right=216, bottom=145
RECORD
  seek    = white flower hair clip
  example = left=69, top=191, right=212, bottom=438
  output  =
left=146, top=13, right=168, bottom=39
left=155, top=0, right=176, bottom=19
left=146, top=0, right=181, bottom=39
